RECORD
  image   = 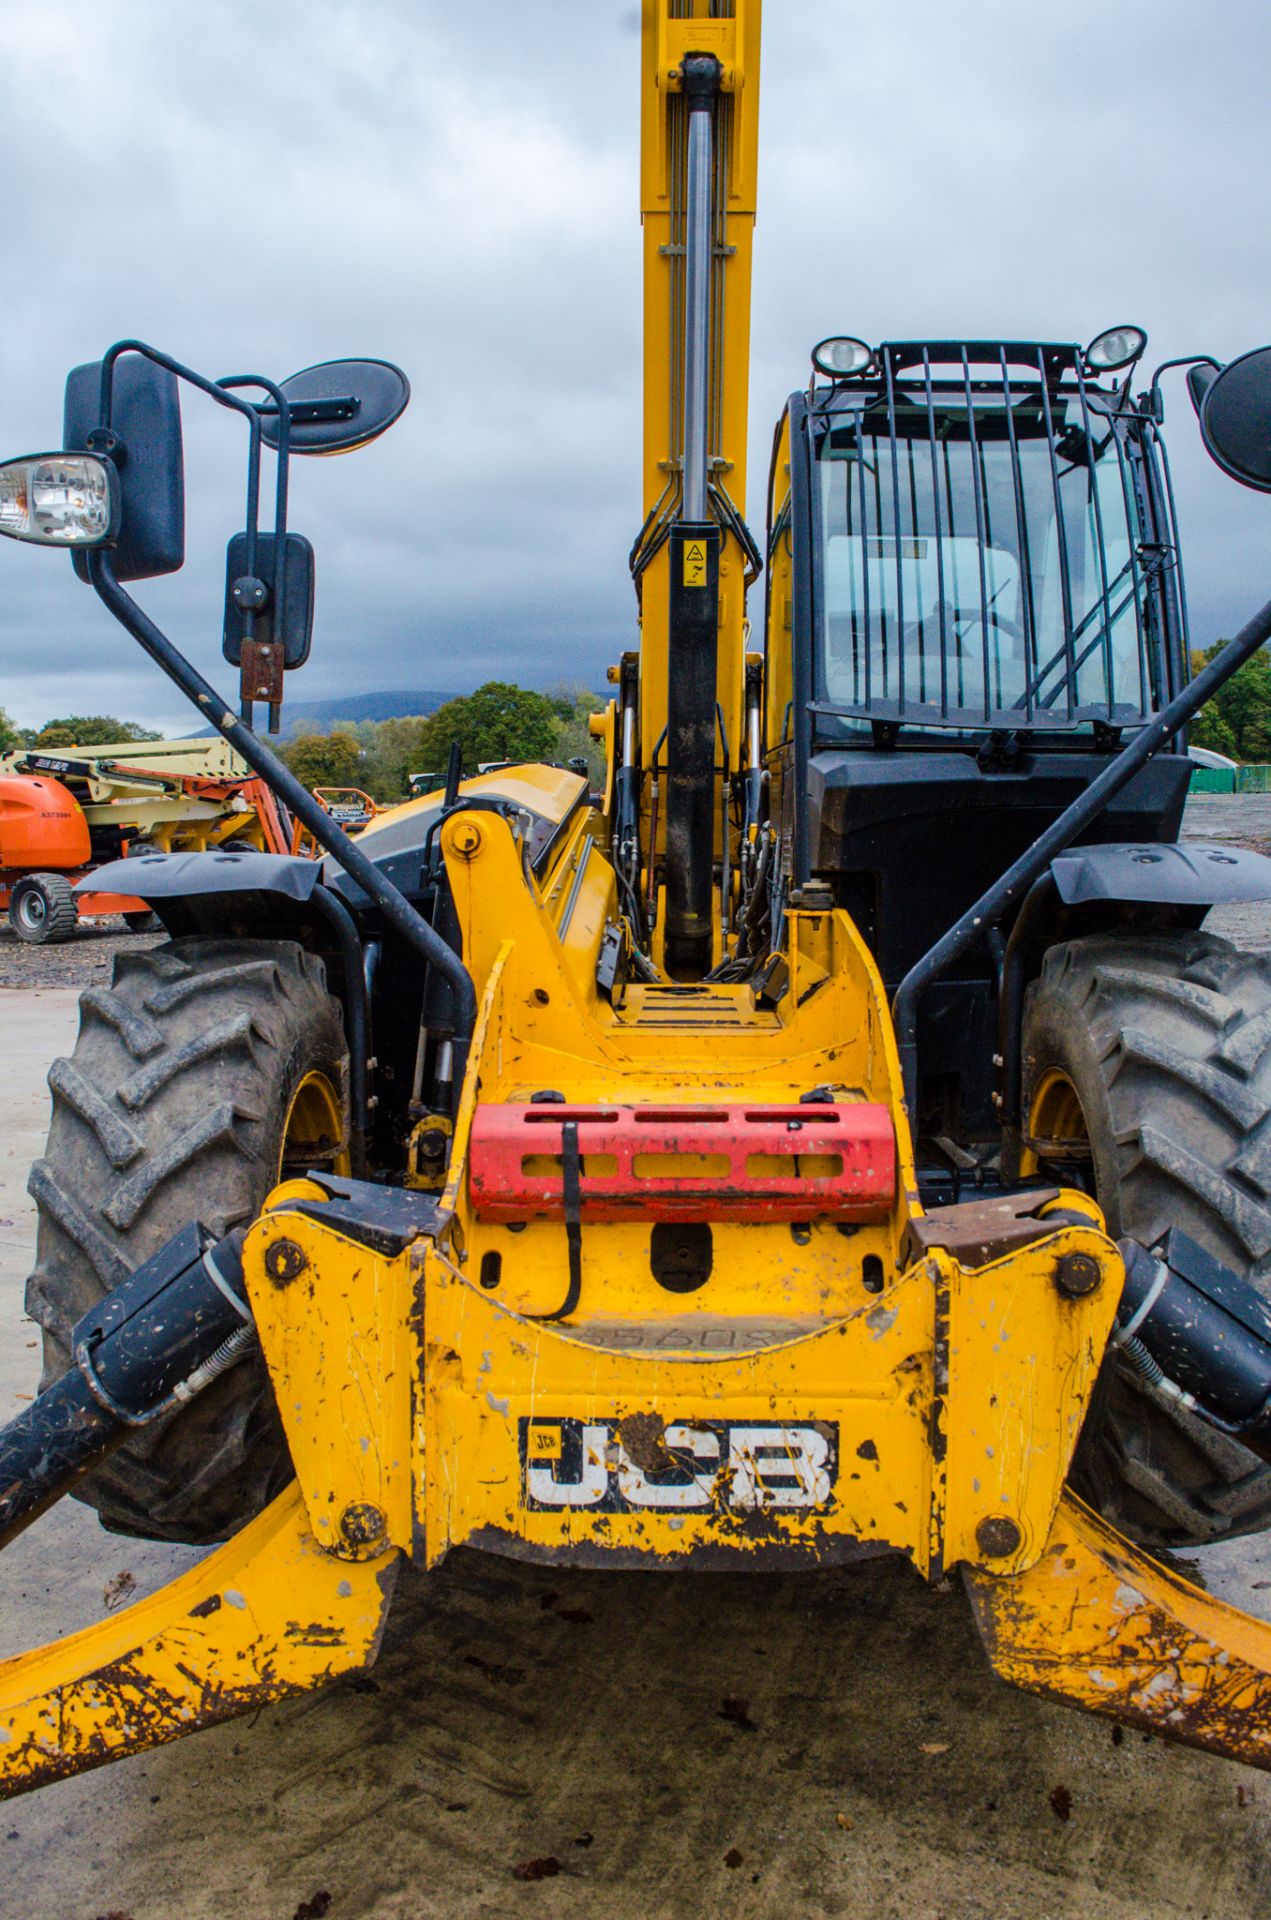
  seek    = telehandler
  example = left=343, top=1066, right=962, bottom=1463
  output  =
left=5, top=0, right=1271, bottom=1794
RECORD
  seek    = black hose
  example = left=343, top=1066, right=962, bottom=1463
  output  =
left=0, top=1370, right=121, bottom=1550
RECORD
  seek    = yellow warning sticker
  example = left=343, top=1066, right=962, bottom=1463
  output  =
left=683, top=540, right=708, bottom=588
left=528, top=1424, right=563, bottom=1462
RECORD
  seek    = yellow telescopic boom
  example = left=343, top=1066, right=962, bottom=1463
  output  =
left=626, top=0, right=762, bottom=975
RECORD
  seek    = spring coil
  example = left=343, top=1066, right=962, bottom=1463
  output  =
left=1120, top=1333, right=1166, bottom=1388
left=172, top=1324, right=256, bottom=1403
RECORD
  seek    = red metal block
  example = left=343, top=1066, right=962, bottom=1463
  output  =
left=468, top=1102, right=896, bottom=1223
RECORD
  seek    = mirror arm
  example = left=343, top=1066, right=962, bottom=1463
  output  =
left=1145, top=354, right=1223, bottom=422
left=219, top=374, right=294, bottom=731
left=84, top=549, right=477, bottom=1113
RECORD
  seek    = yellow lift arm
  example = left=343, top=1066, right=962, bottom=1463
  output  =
left=616, top=0, right=763, bottom=976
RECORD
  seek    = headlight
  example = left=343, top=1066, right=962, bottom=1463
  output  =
left=0, top=453, right=117, bottom=547
left=1083, top=325, right=1147, bottom=375
left=811, top=336, right=876, bottom=380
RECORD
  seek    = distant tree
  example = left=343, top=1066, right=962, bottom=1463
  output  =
left=547, top=681, right=606, bottom=783
left=418, top=682, right=560, bottom=774
left=272, top=685, right=608, bottom=807
left=33, top=715, right=163, bottom=748
left=1190, top=644, right=1271, bottom=760
left=0, top=708, right=21, bottom=753
left=1190, top=704, right=1240, bottom=759
left=353, top=714, right=434, bottom=802
left=283, top=728, right=364, bottom=790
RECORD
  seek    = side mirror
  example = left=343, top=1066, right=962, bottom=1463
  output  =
left=258, top=358, right=410, bottom=455
left=63, top=355, right=185, bottom=579
left=1195, top=346, right=1271, bottom=493
left=222, top=531, right=315, bottom=669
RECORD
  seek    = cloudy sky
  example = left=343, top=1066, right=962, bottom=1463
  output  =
left=2, top=0, right=1269, bottom=734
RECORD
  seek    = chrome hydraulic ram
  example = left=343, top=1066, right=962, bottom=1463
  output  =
left=663, top=52, right=723, bottom=978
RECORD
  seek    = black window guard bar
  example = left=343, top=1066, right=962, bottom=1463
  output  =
left=891, top=590, right=1271, bottom=1123
left=810, top=342, right=1171, bottom=733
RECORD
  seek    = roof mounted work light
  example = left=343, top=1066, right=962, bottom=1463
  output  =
left=811, top=336, right=876, bottom=380
left=0, top=453, right=117, bottom=548
left=1083, top=325, right=1147, bottom=375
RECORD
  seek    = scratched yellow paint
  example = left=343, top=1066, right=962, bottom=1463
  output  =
left=0, top=1487, right=396, bottom=1797
left=244, top=1199, right=416, bottom=1558
left=967, top=1492, right=1271, bottom=1771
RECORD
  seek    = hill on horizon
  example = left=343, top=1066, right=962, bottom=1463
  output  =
left=190, top=688, right=452, bottom=740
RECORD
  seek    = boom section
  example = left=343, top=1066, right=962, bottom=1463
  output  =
left=629, top=0, right=761, bottom=976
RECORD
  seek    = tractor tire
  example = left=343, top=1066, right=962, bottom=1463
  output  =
left=1020, top=928, right=1271, bottom=1548
left=24, top=937, right=349, bottom=1543
left=10, top=872, right=79, bottom=944
left=123, top=909, right=161, bottom=933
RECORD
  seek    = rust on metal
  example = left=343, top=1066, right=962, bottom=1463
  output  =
left=904, top=1190, right=1064, bottom=1268
left=340, top=1502, right=387, bottom=1550
left=976, top=1514, right=1023, bottom=1559
left=263, top=1237, right=309, bottom=1285
left=966, top=1492, right=1271, bottom=1772
left=1053, top=1250, right=1101, bottom=1298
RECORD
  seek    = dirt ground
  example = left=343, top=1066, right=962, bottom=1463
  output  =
left=2, top=800, right=1271, bottom=1919
left=0, top=917, right=164, bottom=989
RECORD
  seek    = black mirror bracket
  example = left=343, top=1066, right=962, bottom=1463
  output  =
left=65, top=344, right=407, bottom=736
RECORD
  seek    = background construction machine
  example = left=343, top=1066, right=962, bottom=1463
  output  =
left=0, top=735, right=291, bottom=941
left=4, top=0, right=1271, bottom=1794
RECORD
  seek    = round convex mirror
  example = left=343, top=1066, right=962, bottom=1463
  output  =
left=1199, top=346, right=1271, bottom=493
left=260, top=358, right=410, bottom=455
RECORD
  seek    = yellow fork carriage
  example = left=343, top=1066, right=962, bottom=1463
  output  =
left=5, top=0, right=1271, bottom=1795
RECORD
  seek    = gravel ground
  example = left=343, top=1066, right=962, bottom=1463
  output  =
left=0, top=917, right=164, bottom=988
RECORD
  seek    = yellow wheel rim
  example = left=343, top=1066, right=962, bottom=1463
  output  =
left=1021, top=1067, right=1093, bottom=1178
left=279, top=1069, right=350, bottom=1181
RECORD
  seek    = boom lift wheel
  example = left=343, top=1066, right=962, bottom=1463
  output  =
left=1019, top=928, right=1271, bottom=1547
left=9, top=872, right=79, bottom=945
left=24, top=937, right=350, bottom=1543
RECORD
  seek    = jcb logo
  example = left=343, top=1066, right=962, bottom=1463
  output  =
left=520, top=1418, right=837, bottom=1514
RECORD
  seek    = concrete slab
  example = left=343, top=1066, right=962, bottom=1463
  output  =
left=1, top=990, right=1270, bottom=1920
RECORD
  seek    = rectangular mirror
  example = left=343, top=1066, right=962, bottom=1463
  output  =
left=64, top=355, right=184, bottom=581
left=221, top=530, right=315, bottom=668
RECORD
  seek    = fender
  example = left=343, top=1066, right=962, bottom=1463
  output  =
left=1049, top=839, right=1271, bottom=907
left=82, top=849, right=375, bottom=1168
left=997, top=839, right=1271, bottom=1149
left=76, top=848, right=321, bottom=907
